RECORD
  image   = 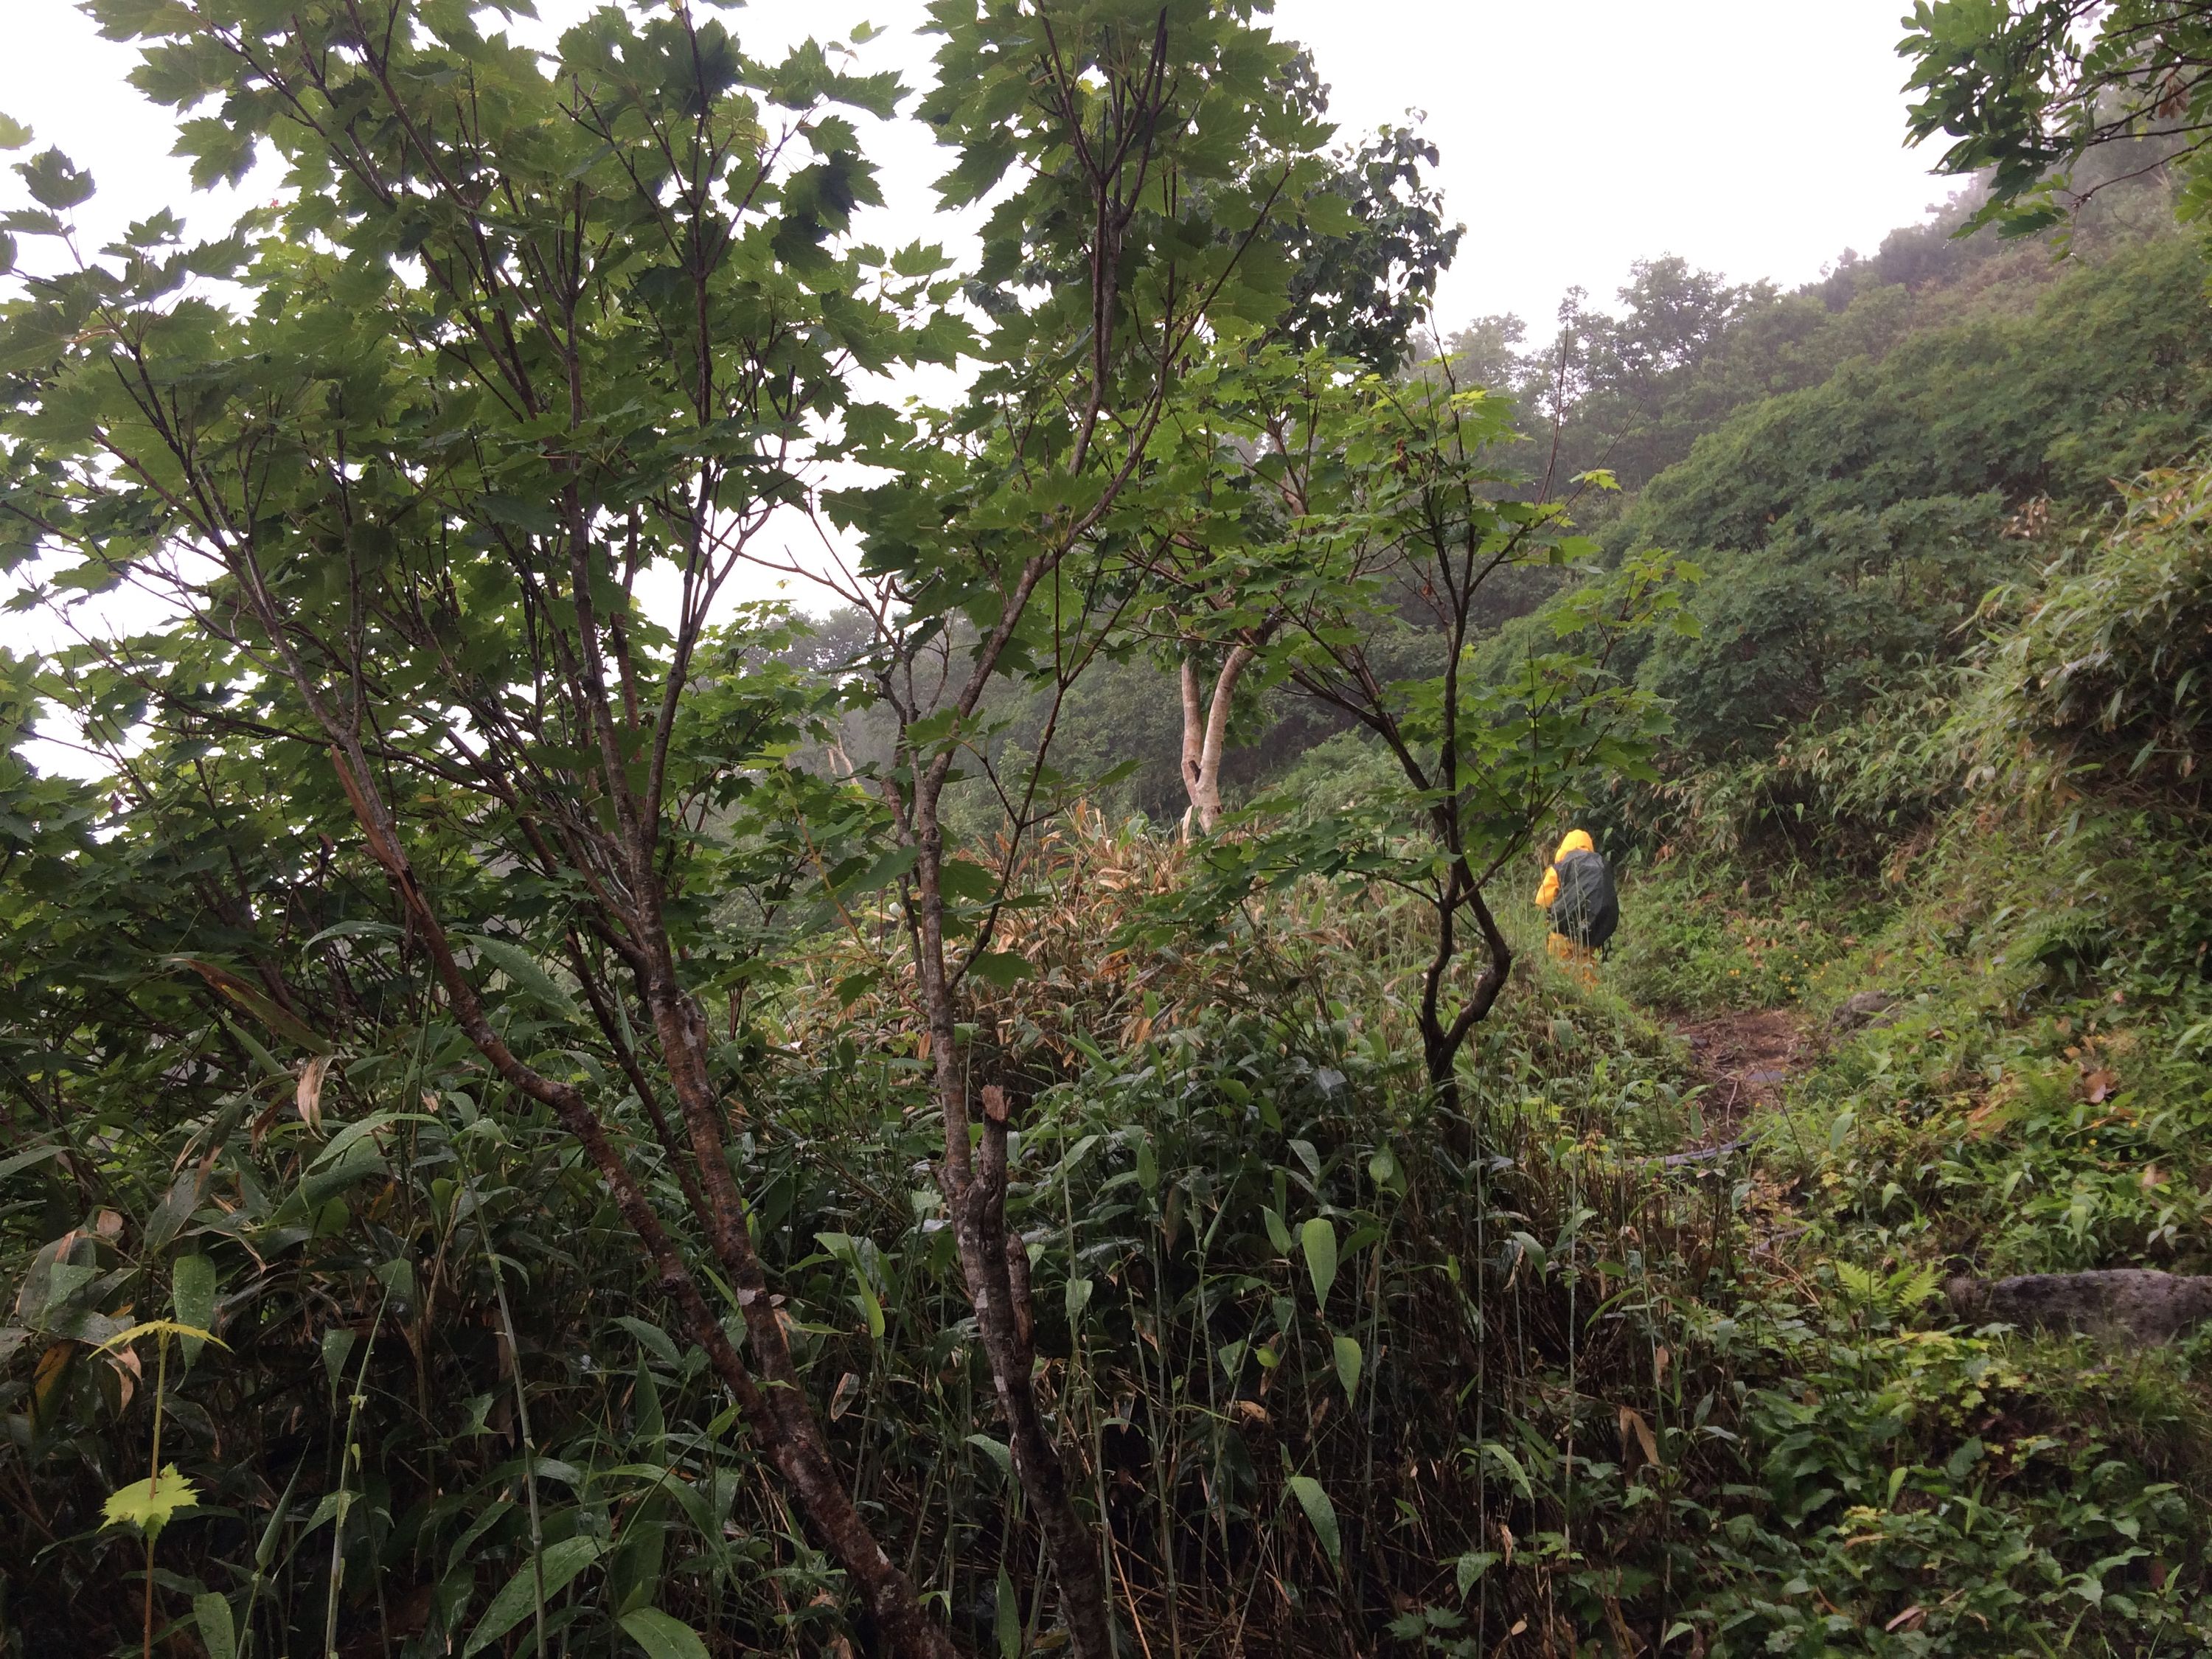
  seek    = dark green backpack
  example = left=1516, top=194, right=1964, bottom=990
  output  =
left=1551, top=847, right=1618, bottom=950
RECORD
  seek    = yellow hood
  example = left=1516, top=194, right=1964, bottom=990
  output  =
left=1534, top=830, right=1595, bottom=910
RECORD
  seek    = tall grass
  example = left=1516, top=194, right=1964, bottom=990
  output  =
left=5, top=813, right=2207, bottom=1655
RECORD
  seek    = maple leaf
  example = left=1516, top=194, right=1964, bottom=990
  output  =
left=104, top=1466, right=200, bottom=1540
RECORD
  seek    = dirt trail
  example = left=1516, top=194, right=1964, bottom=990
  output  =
left=1670, top=1007, right=1811, bottom=1151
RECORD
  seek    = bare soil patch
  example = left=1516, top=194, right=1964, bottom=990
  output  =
left=1672, top=1007, right=1811, bottom=1149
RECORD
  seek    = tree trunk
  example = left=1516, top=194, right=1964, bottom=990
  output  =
left=950, top=1088, right=1115, bottom=1659
left=641, top=981, right=956, bottom=1655
left=326, top=748, right=954, bottom=1659
left=1178, top=644, right=1253, bottom=840
left=912, top=823, right=1116, bottom=1659
left=1416, top=863, right=1514, bottom=1114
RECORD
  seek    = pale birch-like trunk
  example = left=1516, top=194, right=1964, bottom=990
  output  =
left=1179, top=644, right=1254, bottom=838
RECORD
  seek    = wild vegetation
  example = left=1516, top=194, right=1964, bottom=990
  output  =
left=3, top=3, right=2211, bottom=1658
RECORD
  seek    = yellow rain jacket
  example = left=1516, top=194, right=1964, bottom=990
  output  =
left=1536, top=830, right=1600, bottom=984
left=1534, top=830, right=1595, bottom=912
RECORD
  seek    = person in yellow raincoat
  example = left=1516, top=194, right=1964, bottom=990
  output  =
left=1535, top=829, right=1604, bottom=987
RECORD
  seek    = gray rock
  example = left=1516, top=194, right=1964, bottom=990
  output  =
left=1947, top=1269, right=2212, bottom=1344
left=1832, top=990, right=1899, bottom=1032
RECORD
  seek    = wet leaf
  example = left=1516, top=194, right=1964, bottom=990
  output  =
left=465, top=935, right=580, bottom=1019
left=1332, top=1333, right=1362, bottom=1403
left=1455, top=1551, right=1499, bottom=1597
left=1301, top=1217, right=1338, bottom=1307
left=193, top=1592, right=236, bottom=1659
left=995, top=1564, right=1020, bottom=1659
left=618, top=1608, right=709, bottom=1659
left=1284, top=1474, right=1340, bottom=1569
left=173, top=1256, right=218, bottom=1366
left=464, top=1537, right=602, bottom=1655
left=966, top=1433, right=1013, bottom=1481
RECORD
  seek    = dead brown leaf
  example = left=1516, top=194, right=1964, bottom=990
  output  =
left=1617, top=1405, right=1660, bottom=1468
left=31, top=1343, right=73, bottom=1426
left=296, top=1053, right=335, bottom=1132
left=105, top=1343, right=141, bottom=1413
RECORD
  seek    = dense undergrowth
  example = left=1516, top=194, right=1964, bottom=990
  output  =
left=1592, top=448, right=2212, bottom=1656
left=1647, top=797, right=2212, bottom=1655
left=9, top=788, right=2212, bottom=1656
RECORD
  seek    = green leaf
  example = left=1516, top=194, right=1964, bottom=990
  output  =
left=170, top=959, right=331, bottom=1053
left=1300, top=1217, right=1338, bottom=1307
left=847, top=1260, right=888, bottom=1340
left=1261, top=1206, right=1293, bottom=1256
left=1304, top=190, right=1356, bottom=236
left=1454, top=1551, right=1500, bottom=1597
left=1367, top=1145, right=1403, bottom=1194
left=215, top=1014, right=290, bottom=1083
left=0, top=114, right=32, bottom=152
left=615, top=1316, right=682, bottom=1367
left=1064, top=1276, right=1093, bottom=1321
left=255, top=1465, right=302, bottom=1572
left=1480, top=1440, right=1534, bottom=1500
left=995, top=1564, right=1020, bottom=1659
left=1284, top=1474, right=1340, bottom=1570
left=93, top=1318, right=223, bottom=1356
left=966, top=1433, right=1013, bottom=1482
left=143, top=1169, right=201, bottom=1253
left=310, top=1110, right=427, bottom=1171
left=18, top=147, right=93, bottom=211
left=321, top=1328, right=356, bottom=1395
left=968, top=949, right=1034, bottom=988
left=618, top=1608, right=710, bottom=1659
left=0, top=1143, right=63, bottom=1180
left=172, top=1254, right=217, bottom=1366
left=1332, top=1333, right=1363, bottom=1404
left=193, top=1592, right=237, bottom=1659
left=465, top=936, right=580, bottom=1020
left=936, top=858, right=1000, bottom=904
left=464, top=1536, right=602, bottom=1655
left=104, top=1466, right=200, bottom=1540
left=816, top=1233, right=886, bottom=1340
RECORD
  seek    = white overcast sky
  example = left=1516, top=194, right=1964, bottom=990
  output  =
left=1, top=0, right=1953, bottom=333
